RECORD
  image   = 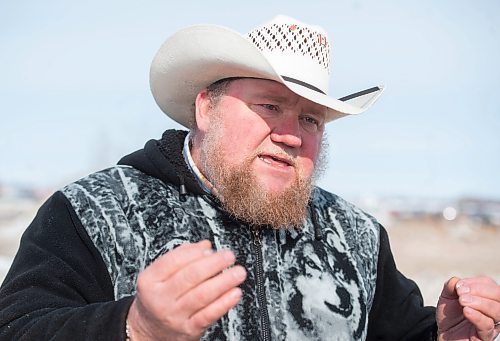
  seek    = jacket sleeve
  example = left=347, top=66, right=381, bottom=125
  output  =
left=0, top=191, right=134, bottom=341
left=366, top=225, right=437, bottom=341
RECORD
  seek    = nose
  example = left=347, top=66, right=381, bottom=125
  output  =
left=269, top=115, right=302, bottom=148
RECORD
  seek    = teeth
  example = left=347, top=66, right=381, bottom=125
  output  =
left=259, top=155, right=290, bottom=167
left=259, top=156, right=272, bottom=164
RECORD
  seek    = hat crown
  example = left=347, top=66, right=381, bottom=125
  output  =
left=246, top=15, right=331, bottom=93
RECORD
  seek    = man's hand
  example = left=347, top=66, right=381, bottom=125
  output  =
left=436, top=276, right=500, bottom=341
left=126, top=240, right=247, bottom=341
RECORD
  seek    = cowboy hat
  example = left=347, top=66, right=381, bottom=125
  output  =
left=150, top=15, right=384, bottom=128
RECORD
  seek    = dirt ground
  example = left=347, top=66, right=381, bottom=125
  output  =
left=386, top=216, right=500, bottom=305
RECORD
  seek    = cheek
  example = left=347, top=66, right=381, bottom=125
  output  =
left=219, top=120, right=270, bottom=162
left=227, top=120, right=270, bottom=148
left=299, top=141, right=321, bottom=175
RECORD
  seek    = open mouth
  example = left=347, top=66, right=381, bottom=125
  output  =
left=258, top=154, right=294, bottom=168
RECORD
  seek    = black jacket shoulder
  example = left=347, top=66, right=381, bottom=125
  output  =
left=0, top=191, right=133, bottom=340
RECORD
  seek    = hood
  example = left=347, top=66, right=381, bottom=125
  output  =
left=118, top=129, right=205, bottom=196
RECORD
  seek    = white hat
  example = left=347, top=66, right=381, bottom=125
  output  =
left=150, top=15, right=384, bottom=128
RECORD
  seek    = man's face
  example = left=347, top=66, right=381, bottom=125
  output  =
left=196, top=78, right=325, bottom=190
left=192, top=78, right=327, bottom=227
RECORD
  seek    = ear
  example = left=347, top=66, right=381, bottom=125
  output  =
left=194, top=89, right=212, bottom=133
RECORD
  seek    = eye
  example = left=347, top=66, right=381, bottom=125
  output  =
left=303, top=116, right=318, bottom=125
left=259, top=104, right=279, bottom=112
left=300, top=115, right=322, bottom=132
left=305, top=258, right=322, bottom=271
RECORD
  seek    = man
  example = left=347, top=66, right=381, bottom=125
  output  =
left=0, top=15, right=499, bottom=341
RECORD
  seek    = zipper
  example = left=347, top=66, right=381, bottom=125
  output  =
left=252, top=227, right=272, bottom=341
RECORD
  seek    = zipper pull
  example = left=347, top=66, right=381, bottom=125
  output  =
left=178, top=175, right=187, bottom=201
left=252, top=227, right=262, bottom=246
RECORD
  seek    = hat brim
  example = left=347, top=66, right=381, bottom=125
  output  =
left=150, top=24, right=384, bottom=128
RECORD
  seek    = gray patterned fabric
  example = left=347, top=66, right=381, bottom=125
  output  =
left=62, top=165, right=380, bottom=340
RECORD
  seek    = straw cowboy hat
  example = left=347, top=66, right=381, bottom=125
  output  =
left=150, top=15, right=384, bottom=128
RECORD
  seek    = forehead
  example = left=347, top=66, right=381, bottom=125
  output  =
left=226, top=78, right=326, bottom=111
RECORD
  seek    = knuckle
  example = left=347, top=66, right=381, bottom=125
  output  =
left=180, top=320, right=203, bottom=340
left=165, top=251, right=182, bottom=269
left=191, top=288, right=209, bottom=305
left=191, top=311, right=212, bottom=330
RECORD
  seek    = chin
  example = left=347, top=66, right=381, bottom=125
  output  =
left=258, top=178, right=294, bottom=195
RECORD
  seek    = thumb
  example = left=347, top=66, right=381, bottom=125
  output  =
left=440, top=277, right=460, bottom=300
left=436, top=277, right=464, bottom=333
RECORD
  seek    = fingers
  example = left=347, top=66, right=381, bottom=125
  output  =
left=142, top=240, right=213, bottom=281
left=462, top=306, right=497, bottom=340
left=459, top=296, right=500, bottom=323
left=177, top=265, right=247, bottom=315
left=188, top=287, right=243, bottom=331
left=448, top=276, right=500, bottom=340
left=457, top=277, right=500, bottom=302
left=456, top=278, right=500, bottom=328
left=167, top=249, right=240, bottom=299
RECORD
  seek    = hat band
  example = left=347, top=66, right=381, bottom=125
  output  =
left=282, top=76, right=326, bottom=95
left=338, top=86, right=380, bottom=102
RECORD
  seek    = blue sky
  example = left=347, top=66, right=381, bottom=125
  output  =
left=1, top=0, right=499, bottom=199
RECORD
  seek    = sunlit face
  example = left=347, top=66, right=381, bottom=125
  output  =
left=192, top=78, right=326, bottom=195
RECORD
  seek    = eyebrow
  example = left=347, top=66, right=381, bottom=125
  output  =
left=252, top=92, right=290, bottom=103
left=251, top=90, right=326, bottom=116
